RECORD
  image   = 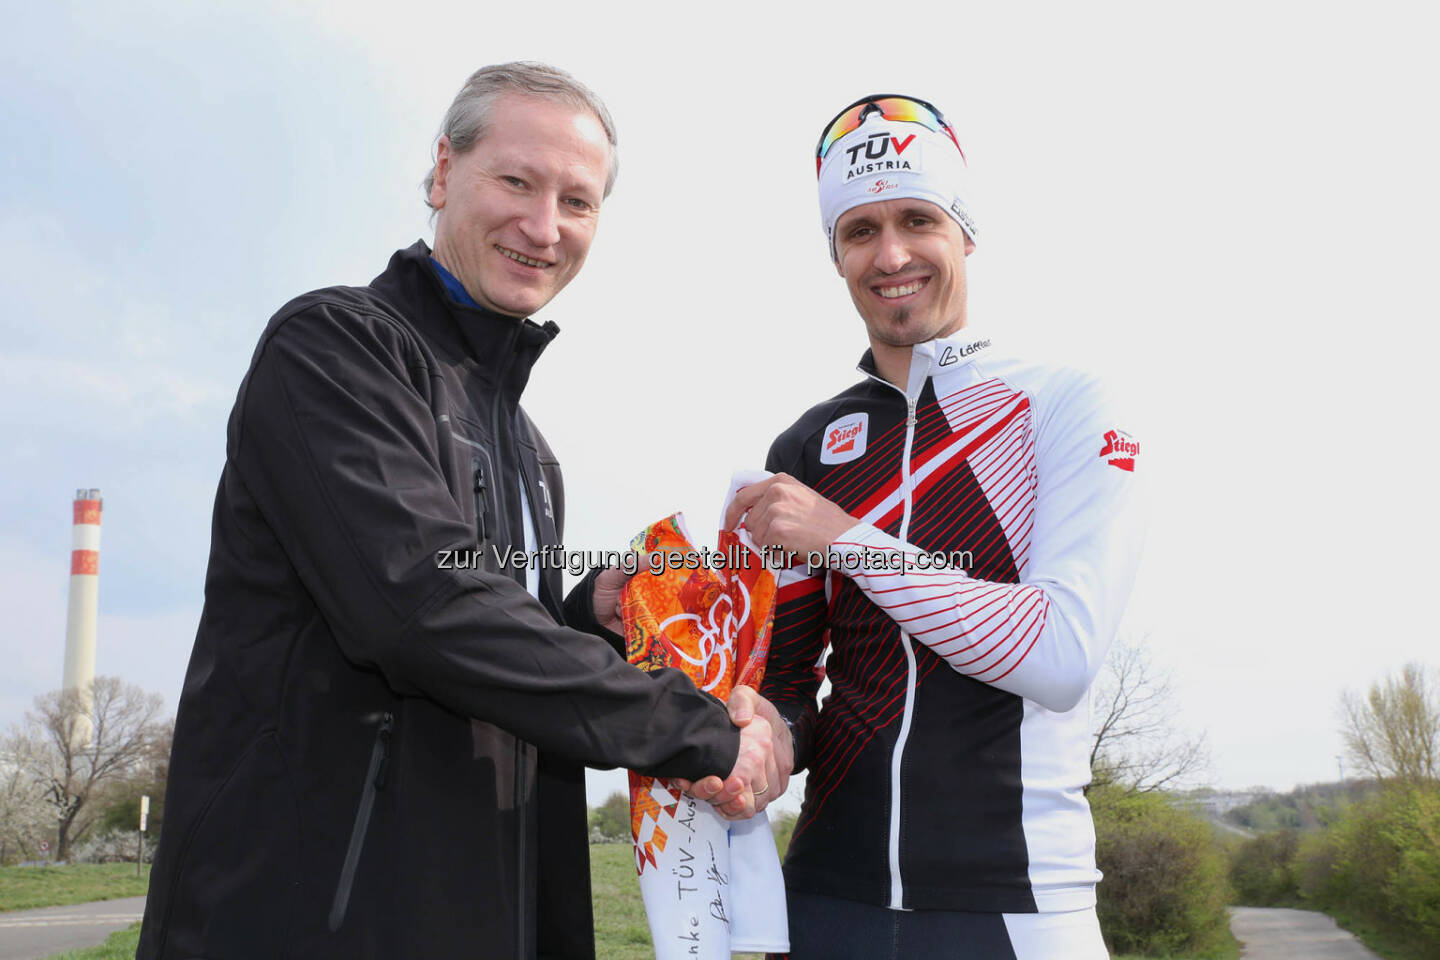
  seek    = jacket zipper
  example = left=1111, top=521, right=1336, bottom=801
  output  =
left=328, top=711, right=394, bottom=932
left=489, top=324, right=533, bottom=958
left=473, top=457, right=490, bottom=545
left=888, top=395, right=920, bottom=910
left=864, top=368, right=922, bottom=910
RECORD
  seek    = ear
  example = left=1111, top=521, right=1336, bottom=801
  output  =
left=429, top=136, right=453, bottom=210
left=964, top=234, right=976, bottom=257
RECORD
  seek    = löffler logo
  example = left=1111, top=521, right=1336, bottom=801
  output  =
left=938, top=339, right=991, bottom=367
left=821, top=412, right=869, bottom=465
left=1099, top=430, right=1140, bottom=472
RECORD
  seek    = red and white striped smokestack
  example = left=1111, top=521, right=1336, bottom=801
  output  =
left=62, top=488, right=102, bottom=745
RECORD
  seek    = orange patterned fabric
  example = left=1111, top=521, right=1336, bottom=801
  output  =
left=623, top=514, right=776, bottom=874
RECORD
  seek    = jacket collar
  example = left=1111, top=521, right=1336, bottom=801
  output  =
left=857, top=328, right=994, bottom=399
left=370, top=240, right=559, bottom=398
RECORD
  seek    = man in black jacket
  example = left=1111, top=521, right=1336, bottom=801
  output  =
left=137, top=62, right=781, bottom=960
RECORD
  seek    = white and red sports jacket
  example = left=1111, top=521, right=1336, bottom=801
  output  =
left=759, top=329, right=1145, bottom=914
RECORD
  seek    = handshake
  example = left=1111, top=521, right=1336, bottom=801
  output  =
left=595, top=560, right=796, bottom=820
left=592, top=471, right=858, bottom=821
left=678, top=684, right=795, bottom=820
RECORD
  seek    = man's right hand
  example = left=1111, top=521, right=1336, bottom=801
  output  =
left=679, top=685, right=792, bottom=820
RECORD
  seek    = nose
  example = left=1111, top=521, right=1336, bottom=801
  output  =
left=517, top=194, right=561, bottom=249
left=873, top=226, right=911, bottom=275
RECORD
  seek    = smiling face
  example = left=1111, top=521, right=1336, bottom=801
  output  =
left=833, top=197, right=976, bottom=364
left=428, top=93, right=611, bottom=318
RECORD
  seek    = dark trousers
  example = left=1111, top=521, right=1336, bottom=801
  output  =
left=770, top=888, right=1108, bottom=960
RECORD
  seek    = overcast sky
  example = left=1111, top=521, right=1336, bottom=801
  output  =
left=2, top=0, right=1437, bottom=811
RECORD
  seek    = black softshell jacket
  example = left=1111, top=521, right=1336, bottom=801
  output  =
left=137, top=242, right=739, bottom=959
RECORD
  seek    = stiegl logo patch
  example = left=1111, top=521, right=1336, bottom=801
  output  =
left=821, top=412, right=870, bottom=465
left=1099, top=430, right=1140, bottom=472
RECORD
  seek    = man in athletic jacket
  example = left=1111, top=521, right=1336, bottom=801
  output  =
left=137, top=63, right=780, bottom=960
left=728, top=94, right=1146, bottom=958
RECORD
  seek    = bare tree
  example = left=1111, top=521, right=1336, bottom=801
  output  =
left=1340, top=662, right=1439, bottom=783
left=1090, top=638, right=1209, bottom=793
left=23, top=676, right=165, bottom=859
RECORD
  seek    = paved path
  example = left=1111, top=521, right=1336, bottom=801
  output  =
left=0, top=897, right=144, bottom=960
left=1231, top=906, right=1383, bottom=959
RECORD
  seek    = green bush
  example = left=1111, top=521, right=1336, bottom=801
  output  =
left=1387, top=787, right=1440, bottom=943
left=96, top=781, right=163, bottom=838
left=589, top=791, right=631, bottom=842
left=1295, top=821, right=1343, bottom=908
left=1229, top=830, right=1300, bottom=906
left=1091, top=785, right=1233, bottom=956
left=770, top=810, right=796, bottom=858
left=1299, top=782, right=1440, bottom=952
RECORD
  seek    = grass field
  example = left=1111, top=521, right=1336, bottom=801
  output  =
left=36, top=850, right=764, bottom=960
left=0, top=864, right=149, bottom=913
left=588, top=842, right=766, bottom=960
left=46, top=924, right=141, bottom=960
left=23, top=852, right=748, bottom=960
left=14, top=854, right=1173, bottom=959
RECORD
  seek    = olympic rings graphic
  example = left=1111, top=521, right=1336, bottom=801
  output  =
left=655, top=578, right=753, bottom=692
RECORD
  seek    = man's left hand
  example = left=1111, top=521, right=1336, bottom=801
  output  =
left=592, top=566, right=628, bottom=635
left=723, top=473, right=857, bottom=560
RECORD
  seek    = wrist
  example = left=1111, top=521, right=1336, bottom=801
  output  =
left=818, top=509, right=859, bottom=549
left=823, top=522, right=877, bottom=572
left=779, top=712, right=799, bottom=754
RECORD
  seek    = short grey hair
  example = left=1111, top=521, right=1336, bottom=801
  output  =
left=422, top=61, right=619, bottom=208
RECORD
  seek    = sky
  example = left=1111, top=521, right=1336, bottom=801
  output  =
left=2, top=0, right=1437, bottom=814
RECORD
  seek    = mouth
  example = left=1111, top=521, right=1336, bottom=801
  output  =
left=873, top=277, right=928, bottom=300
left=496, top=244, right=554, bottom=269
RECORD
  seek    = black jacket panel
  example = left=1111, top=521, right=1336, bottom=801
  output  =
left=138, top=242, right=738, bottom=959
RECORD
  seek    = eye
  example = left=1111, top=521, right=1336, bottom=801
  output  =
left=563, top=196, right=594, bottom=212
left=907, top=215, right=933, bottom=228
left=501, top=175, right=526, bottom=189
left=847, top=225, right=875, bottom=240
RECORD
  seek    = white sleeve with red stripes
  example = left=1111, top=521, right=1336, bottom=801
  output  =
left=829, top=372, right=1145, bottom=713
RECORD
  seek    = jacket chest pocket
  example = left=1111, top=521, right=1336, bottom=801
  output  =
left=471, top=450, right=496, bottom=551
left=452, top=432, right=500, bottom=569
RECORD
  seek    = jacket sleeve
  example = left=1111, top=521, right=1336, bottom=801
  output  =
left=230, top=300, right=739, bottom=779
left=827, top=373, right=1146, bottom=713
left=756, top=438, right=830, bottom=772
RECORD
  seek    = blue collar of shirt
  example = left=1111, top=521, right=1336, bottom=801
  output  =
left=429, top=257, right=482, bottom=310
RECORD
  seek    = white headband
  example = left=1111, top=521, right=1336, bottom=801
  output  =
left=818, top=110, right=977, bottom=259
